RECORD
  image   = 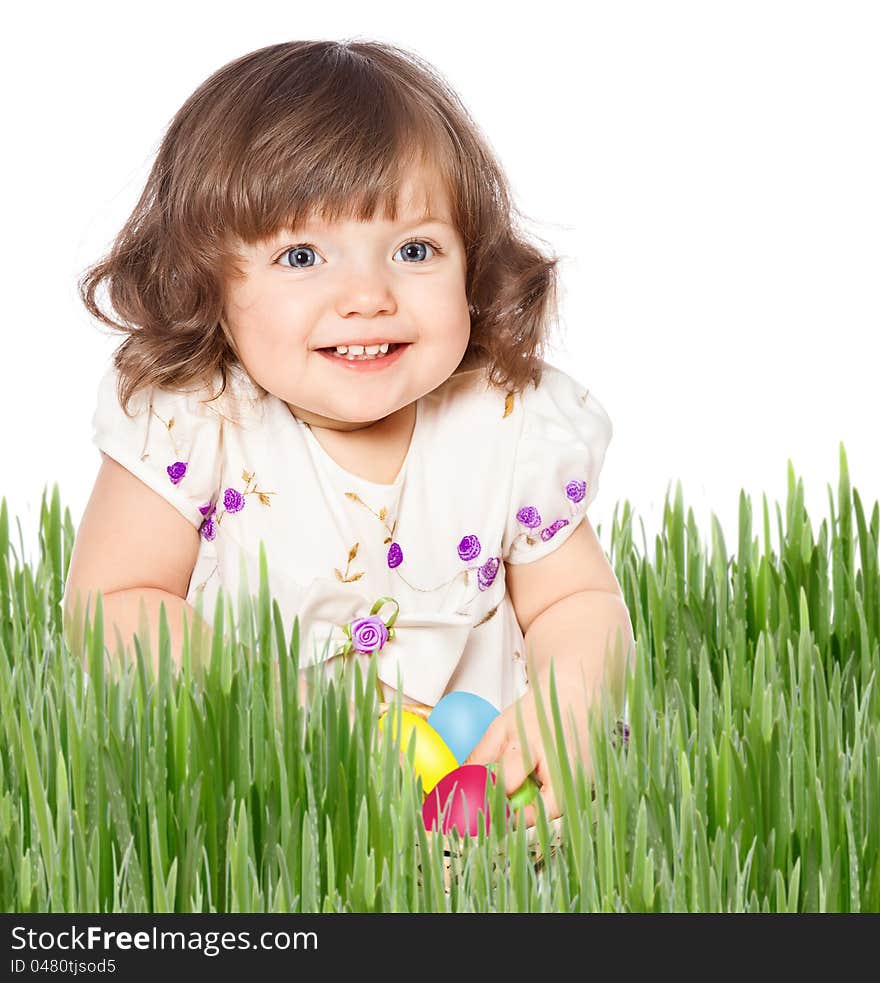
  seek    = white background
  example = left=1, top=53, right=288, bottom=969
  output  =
left=1, top=0, right=877, bottom=568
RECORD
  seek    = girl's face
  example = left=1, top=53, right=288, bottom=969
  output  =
left=222, top=171, right=471, bottom=433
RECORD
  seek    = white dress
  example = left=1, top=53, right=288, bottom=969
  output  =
left=90, top=358, right=614, bottom=714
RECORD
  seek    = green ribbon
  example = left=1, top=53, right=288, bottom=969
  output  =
left=335, top=597, right=401, bottom=703
left=337, top=596, right=400, bottom=658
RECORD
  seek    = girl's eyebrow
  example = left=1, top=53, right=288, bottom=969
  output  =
left=401, top=215, right=451, bottom=226
left=277, top=215, right=452, bottom=236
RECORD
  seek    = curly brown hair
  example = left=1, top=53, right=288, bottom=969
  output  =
left=79, top=39, right=563, bottom=417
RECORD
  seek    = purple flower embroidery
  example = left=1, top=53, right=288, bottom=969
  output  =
left=167, top=461, right=187, bottom=485
left=224, top=488, right=245, bottom=513
left=198, top=501, right=217, bottom=541
left=458, top=534, right=481, bottom=562
left=566, top=479, right=587, bottom=503
left=478, top=557, right=500, bottom=591
left=540, top=518, right=570, bottom=541
left=516, top=506, right=541, bottom=529
left=387, top=543, right=403, bottom=569
left=349, top=615, right=389, bottom=654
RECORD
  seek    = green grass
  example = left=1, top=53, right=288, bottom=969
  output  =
left=0, top=441, right=877, bottom=912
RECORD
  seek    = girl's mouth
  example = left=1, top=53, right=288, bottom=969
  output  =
left=317, top=343, right=410, bottom=371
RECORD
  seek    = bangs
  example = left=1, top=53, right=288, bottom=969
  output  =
left=201, top=64, right=460, bottom=253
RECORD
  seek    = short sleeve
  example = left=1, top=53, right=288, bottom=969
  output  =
left=91, top=362, right=224, bottom=530
left=502, top=364, right=613, bottom=565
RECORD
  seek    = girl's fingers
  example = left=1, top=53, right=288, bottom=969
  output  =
left=512, top=799, right=538, bottom=830
left=463, top=713, right=508, bottom=766
left=539, top=780, right=561, bottom=821
left=511, top=779, right=559, bottom=829
left=527, top=757, right=561, bottom=821
left=495, top=743, right=532, bottom=796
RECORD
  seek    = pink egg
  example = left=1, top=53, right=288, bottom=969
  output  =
left=421, top=764, right=511, bottom=836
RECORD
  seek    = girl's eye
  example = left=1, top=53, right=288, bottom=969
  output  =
left=277, top=245, right=324, bottom=269
left=276, top=238, right=441, bottom=269
left=394, top=239, right=439, bottom=263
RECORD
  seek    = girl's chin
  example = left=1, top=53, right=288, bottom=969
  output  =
left=288, top=405, right=394, bottom=431
left=315, top=418, right=385, bottom=432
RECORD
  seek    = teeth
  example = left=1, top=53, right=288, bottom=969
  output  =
left=334, top=343, right=391, bottom=355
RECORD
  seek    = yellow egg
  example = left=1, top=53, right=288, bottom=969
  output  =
left=378, top=710, right=458, bottom=795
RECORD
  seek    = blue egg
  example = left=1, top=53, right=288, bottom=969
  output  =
left=428, top=691, right=499, bottom=763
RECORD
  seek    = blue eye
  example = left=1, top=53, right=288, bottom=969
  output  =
left=276, top=238, right=441, bottom=269
left=277, top=245, right=323, bottom=269
left=395, top=239, right=437, bottom=263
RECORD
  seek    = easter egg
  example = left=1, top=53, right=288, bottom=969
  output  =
left=508, top=774, right=540, bottom=810
left=427, top=691, right=499, bottom=763
left=486, top=764, right=539, bottom=810
left=378, top=710, right=458, bottom=795
left=422, top=764, right=510, bottom=836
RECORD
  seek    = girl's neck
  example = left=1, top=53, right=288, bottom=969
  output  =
left=288, top=400, right=415, bottom=438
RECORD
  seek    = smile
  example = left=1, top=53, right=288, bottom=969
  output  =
left=317, top=342, right=411, bottom=371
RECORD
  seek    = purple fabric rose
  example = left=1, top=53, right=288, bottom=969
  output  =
left=387, top=543, right=403, bottom=569
left=516, top=506, right=541, bottom=529
left=224, top=488, right=245, bottom=513
left=566, top=479, right=587, bottom=503
left=349, top=615, right=389, bottom=654
left=458, top=534, right=481, bottom=562
left=478, top=557, right=500, bottom=591
left=540, top=518, right=570, bottom=541
left=167, top=461, right=187, bottom=485
left=198, top=501, right=217, bottom=541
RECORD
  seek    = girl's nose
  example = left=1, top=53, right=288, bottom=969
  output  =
left=335, top=266, right=397, bottom=318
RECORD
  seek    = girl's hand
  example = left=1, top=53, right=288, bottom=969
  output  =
left=463, top=666, right=596, bottom=829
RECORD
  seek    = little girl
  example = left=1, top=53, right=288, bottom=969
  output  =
left=65, top=39, right=634, bottom=823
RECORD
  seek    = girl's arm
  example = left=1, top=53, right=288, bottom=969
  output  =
left=64, top=584, right=310, bottom=709
left=64, top=452, right=206, bottom=673
left=63, top=585, right=213, bottom=678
